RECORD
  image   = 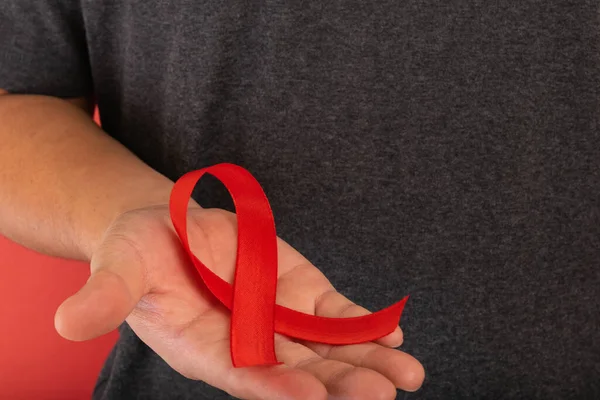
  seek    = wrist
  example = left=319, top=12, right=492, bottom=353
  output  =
left=74, top=176, right=174, bottom=261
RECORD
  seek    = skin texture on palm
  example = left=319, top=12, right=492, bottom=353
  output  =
left=55, top=206, right=424, bottom=399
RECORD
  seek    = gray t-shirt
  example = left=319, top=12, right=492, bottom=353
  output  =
left=2, top=1, right=599, bottom=399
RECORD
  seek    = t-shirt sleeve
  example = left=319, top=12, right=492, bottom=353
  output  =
left=0, top=0, right=93, bottom=98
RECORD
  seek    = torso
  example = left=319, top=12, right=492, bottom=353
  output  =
left=87, top=1, right=600, bottom=398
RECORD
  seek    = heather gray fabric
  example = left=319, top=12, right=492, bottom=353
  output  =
left=2, top=1, right=600, bottom=399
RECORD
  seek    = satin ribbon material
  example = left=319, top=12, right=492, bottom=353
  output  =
left=169, top=163, right=409, bottom=367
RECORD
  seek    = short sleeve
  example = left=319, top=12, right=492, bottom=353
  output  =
left=0, top=0, right=93, bottom=98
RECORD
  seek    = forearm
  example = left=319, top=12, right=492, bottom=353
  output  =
left=0, top=94, right=174, bottom=261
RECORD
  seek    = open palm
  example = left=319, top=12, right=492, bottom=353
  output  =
left=55, top=206, right=424, bottom=400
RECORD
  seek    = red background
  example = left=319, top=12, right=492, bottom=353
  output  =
left=0, top=236, right=118, bottom=400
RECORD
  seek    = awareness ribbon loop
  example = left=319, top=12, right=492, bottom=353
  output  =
left=169, top=163, right=409, bottom=368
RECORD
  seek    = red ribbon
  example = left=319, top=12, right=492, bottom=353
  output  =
left=169, top=163, right=409, bottom=368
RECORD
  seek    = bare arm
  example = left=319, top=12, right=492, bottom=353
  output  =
left=0, top=89, right=174, bottom=261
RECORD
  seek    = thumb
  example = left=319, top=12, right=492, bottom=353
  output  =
left=55, top=240, right=147, bottom=341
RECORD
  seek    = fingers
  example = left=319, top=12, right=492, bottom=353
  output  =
left=310, top=290, right=425, bottom=392
left=309, top=341, right=425, bottom=392
left=55, top=233, right=147, bottom=341
left=275, top=242, right=405, bottom=347
left=276, top=337, right=398, bottom=400
left=314, top=290, right=404, bottom=347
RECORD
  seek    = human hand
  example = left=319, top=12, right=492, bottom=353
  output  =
left=55, top=206, right=424, bottom=400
